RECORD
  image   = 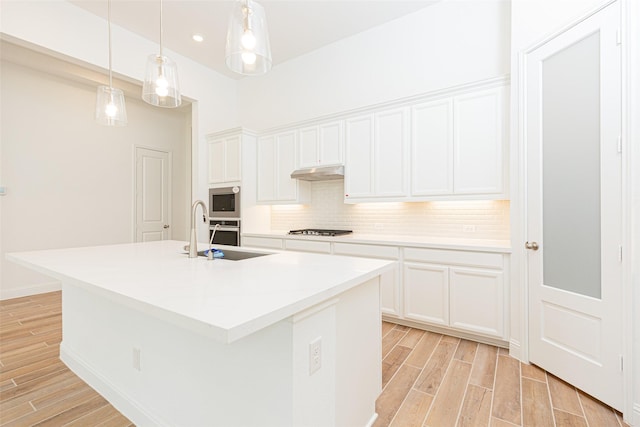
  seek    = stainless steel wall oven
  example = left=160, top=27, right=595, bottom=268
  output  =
left=210, top=220, right=240, bottom=247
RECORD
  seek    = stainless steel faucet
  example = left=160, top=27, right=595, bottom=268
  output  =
left=188, top=200, right=208, bottom=258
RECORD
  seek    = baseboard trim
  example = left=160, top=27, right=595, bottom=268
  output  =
left=509, top=339, right=522, bottom=361
left=383, top=316, right=509, bottom=349
left=631, top=403, right=640, bottom=426
left=0, top=281, right=61, bottom=300
left=365, top=412, right=379, bottom=427
left=59, top=342, right=170, bottom=427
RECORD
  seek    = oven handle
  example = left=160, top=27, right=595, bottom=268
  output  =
left=210, top=226, right=240, bottom=232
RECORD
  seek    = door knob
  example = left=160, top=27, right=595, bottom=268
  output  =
left=163, top=224, right=170, bottom=229
left=525, top=241, right=539, bottom=251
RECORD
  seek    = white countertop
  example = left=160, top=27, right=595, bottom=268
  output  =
left=243, top=231, right=511, bottom=253
left=7, top=240, right=394, bottom=343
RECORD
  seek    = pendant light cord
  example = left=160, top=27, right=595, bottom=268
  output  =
left=108, top=0, right=113, bottom=89
left=159, top=0, right=164, bottom=57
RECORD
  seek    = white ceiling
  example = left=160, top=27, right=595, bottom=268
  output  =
left=69, top=0, right=439, bottom=79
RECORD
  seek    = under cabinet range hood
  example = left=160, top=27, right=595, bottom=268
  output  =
left=290, top=165, right=344, bottom=181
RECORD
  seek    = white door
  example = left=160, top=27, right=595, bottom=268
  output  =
left=525, top=3, right=622, bottom=410
left=135, top=147, right=171, bottom=242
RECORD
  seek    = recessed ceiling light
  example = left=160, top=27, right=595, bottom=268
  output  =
left=192, top=34, right=204, bottom=43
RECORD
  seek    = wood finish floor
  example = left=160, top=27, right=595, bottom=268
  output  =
left=0, top=292, right=630, bottom=427
left=374, top=321, right=629, bottom=427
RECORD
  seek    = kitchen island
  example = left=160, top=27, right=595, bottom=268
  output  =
left=7, top=240, right=395, bottom=427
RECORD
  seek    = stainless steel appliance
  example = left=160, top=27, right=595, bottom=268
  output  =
left=209, top=186, right=240, bottom=219
left=288, top=229, right=352, bottom=236
left=210, top=220, right=241, bottom=246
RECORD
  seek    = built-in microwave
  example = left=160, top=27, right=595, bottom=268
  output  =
left=209, top=186, right=240, bottom=219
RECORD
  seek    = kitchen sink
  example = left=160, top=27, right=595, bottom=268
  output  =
left=196, top=249, right=272, bottom=261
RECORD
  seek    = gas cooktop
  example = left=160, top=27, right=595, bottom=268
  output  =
left=288, top=229, right=353, bottom=237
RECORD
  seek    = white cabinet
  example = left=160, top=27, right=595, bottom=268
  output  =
left=403, top=263, right=449, bottom=326
left=284, top=239, right=331, bottom=254
left=299, top=121, right=344, bottom=168
left=344, top=115, right=373, bottom=198
left=257, top=131, right=310, bottom=204
left=453, top=87, right=507, bottom=195
left=449, top=267, right=504, bottom=337
left=411, top=85, right=508, bottom=198
left=333, top=243, right=400, bottom=318
left=411, top=99, right=454, bottom=196
left=241, top=233, right=509, bottom=342
left=208, top=133, right=242, bottom=185
left=402, top=247, right=506, bottom=340
left=345, top=107, right=408, bottom=202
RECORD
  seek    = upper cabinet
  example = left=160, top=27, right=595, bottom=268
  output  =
left=208, top=133, right=242, bottom=185
left=345, top=82, right=508, bottom=203
left=344, top=107, right=408, bottom=202
left=257, top=130, right=310, bottom=204
left=216, top=78, right=509, bottom=205
left=298, top=121, right=344, bottom=168
left=452, top=87, right=507, bottom=195
left=410, top=85, right=508, bottom=199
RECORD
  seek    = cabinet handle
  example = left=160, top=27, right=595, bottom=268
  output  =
left=163, top=224, right=170, bottom=229
left=525, top=241, right=539, bottom=251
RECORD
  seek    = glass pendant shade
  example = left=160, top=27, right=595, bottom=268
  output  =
left=96, top=85, right=127, bottom=126
left=226, top=0, right=272, bottom=76
left=95, top=0, right=127, bottom=126
left=142, top=54, right=181, bottom=108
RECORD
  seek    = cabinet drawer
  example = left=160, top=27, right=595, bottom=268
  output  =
left=333, top=243, right=398, bottom=259
left=284, top=239, right=331, bottom=254
left=403, top=247, right=503, bottom=269
left=242, top=236, right=283, bottom=249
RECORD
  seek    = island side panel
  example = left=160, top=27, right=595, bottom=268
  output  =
left=335, top=276, right=382, bottom=426
left=60, top=283, right=295, bottom=427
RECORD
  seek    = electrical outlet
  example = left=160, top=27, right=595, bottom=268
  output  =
left=463, top=225, right=476, bottom=233
left=132, top=348, right=141, bottom=371
left=309, top=337, right=322, bottom=375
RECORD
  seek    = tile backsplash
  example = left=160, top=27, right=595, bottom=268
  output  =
left=271, top=181, right=510, bottom=240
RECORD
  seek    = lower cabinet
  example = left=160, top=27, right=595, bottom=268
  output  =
left=333, top=243, right=401, bottom=318
left=403, top=263, right=449, bottom=326
left=449, top=267, right=504, bottom=338
left=242, top=234, right=508, bottom=341
left=403, top=247, right=506, bottom=340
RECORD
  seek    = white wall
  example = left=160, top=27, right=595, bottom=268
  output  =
left=237, top=0, right=510, bottom=130
left=509, top=0, right=639, bottom=423
left=0, top=60, right=190, bottom=299
left=0, top=0, right=238, bottom=298
left=0, top=0, right=238, bottom=228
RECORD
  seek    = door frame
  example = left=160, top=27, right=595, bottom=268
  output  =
left=133, top=145, right=173, bottom=242
left=512, top=0, right=635, bottom=422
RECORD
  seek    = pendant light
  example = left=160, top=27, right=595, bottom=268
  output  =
left=142, top=0, right=181, bottom=108
left=95, top=0, right=127, bottom=126
left=226, top=0, right=272, bottom=76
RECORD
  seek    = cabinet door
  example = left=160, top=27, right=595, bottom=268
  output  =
left=374, top=108, right=407, bottom=197
left=208, top=140, right=225, bottom=184
left=319, top=121, right=343, bottom=166
left=276, top=131, right=298, bottom=201
left=453, top=87, right=506, bottom=194
left=345, top=115, right=374, bottom=199
left=403, top=262, right=449, bottom=326
left=411, top=100, right=454, bottom=195
left=449, top=267, right=504, bottom=338
left=257, top=136, right=276, bottom=202
left=380, top=268, right=400, bottom=318
left=225, top=136, right=241, bottom=182
left=298, top=126, right=319, bottom=168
